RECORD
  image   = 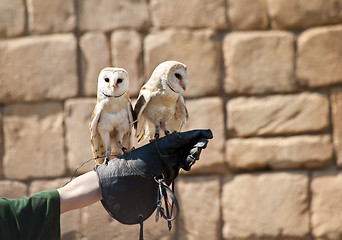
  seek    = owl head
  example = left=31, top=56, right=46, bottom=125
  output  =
left=97, top=67, right=129, bottom=98
left=155, top=61, right=188, bottom=93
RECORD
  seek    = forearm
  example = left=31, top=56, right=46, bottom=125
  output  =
left=57, top=171, right=102, bottom=214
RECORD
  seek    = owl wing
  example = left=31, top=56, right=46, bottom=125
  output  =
left=128, top=99, right=135, bottom=126
left=134, top=88, right=153, bottom=142
left=122, top=100, right=135, bottom=148
left=90, top=102, right=105, bottom=163
left=168, top=94, right=189, bottom=132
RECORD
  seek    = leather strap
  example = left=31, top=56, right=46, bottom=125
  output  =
left=139, top=215, right=144, bottom=240
left=155, top=177, right=180, bottom=229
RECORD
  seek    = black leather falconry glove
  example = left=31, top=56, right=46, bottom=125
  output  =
left=96, top=129, right=213, bottom=239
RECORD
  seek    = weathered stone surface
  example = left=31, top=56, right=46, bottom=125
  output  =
left=65, top=99, right=96, bottom=173
left=151, top=0, right=228, bottom=30
left=80, top=32, right=110, bottom=97
left=226, top=135, right=333, bottom=171
left=222, top=172, right=309, bottom=239
left=27, top=0, right=76, bottom=34
left=297, top=25, right=342, bottom=88
left=311, top=172, right=342, bottom=240
left=183, top=97, right=227, bottom=174
left=223, top=31, right=296, bottom=95
left=331, top=88, right=342, bottom=167
left=0, top=180, right=27, bottom=198
left=228, top=0, right=268, bottom=30
left=30, top=179, right=81, bottom=240
left=3, top=103, right=65, bottom=180
left=177, top=176, right=221, bottom=240
left=227, top=93, right=330, bottom=137
left=266, top=0, right=342, bottom=29
left=78, top=0, right=149, bottom=32
left=82, top=202, right=135, bottom=240
left=64, top=99, right=96, bottom=173
left=0, top=108, right=2, bottom=178
left=0, top=34, right=78, bottom=103
left=81, top=201, right=175, bottom=240
left=111, top=30, right=143, bottom=98
left=145, top=29, right=221, bottom=97
left=0, top=0, right=25, bottom=38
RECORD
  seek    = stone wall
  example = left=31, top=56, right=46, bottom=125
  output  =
left=1, top=0, right=342, bottom=239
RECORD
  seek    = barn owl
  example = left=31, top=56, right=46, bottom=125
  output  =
left=134, top=60, right=189, bottom=143
left=90, top=67, right=134, bottom=165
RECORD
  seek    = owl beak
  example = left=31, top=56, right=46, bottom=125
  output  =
left=180, top=81, right=186, bottom=91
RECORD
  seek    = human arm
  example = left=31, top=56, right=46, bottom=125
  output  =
left=57, top=170, right=102, bottom=214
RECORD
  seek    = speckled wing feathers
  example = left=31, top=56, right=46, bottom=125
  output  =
left=90, top=102, right=106, bottom=163
left=174, top=94, right=189, bottom=131
left=134, top=88, right=152, bottom=142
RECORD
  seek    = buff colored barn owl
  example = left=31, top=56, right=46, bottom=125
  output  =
left=134, top=60, right=189, bottom=143
left=90, top=67, right=134, bottom=165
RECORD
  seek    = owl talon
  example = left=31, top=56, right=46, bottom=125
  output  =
left=164, top=130, right=170, bottom=135
left=122, top=147, right=127, bottom=154
left=104, top=157, right=110, bottom=165
left=154, top=133, right=160, bottom=140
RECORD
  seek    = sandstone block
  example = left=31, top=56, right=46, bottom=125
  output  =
left=0, top=34, right=78, bottom=103
left=183, top=97, right=227, bottom=174
left=176, top=176, right=221, bottom=240
left=78, top=0, right=149, bottom=32
left=81, top=201, right=175, bottom=240
left=223, top=31, right=296, bottom=95
left=226, top=135, right=332, bottom=171
left=228, top=0, right=268, bottom=30
left=144, top=29, right=221, bottom=97
left=111, top=30, right=143, bottom=97
left=0, top=108, right=2, bottom=177
left=80, top=32, right=110, bottom=97
left=297, top=25, right=342, bottom=88
left=30, top=179, right=81, bottom=240
left=65, top=99, right=96, bottom=173
left=151, top=0, right=227, bottom=30
left=222, top=172, right=310, bottom=239
left=311, top=172, right=342, bottom=239
left=0, top=180, right=27, bottom=198
left=331, top=88, right=342, bottom=167
left=30, top=178, right=68, bottom=194
left=27, top=0, right=76, bottom=34
left=0, top=0, right=25, bottom=37
left=3, top=103, right=65, bottom=180
left=266, top=0, right=342, bottom=29
left=227, top=92, right=330, bottom=137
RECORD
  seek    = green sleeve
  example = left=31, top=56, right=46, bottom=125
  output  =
left=0, top=190, right=61, bottom=240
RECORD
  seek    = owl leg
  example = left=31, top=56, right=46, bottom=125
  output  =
left=117, top=141, right=127, bottom=154
left=99, top=131, right=111, bottom=164
left=160, top=122, right=170, bottom=135
left=154, top=125, right=160, bottom=140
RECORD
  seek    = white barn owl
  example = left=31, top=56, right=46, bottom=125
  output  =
left=90, top=67, right=134, bottom=165
left=134, top=60, right=189, bottom=143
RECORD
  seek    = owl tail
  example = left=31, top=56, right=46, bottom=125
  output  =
left=136, top=118, right=154, bottom=143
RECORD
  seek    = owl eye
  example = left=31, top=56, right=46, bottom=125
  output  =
left=175, top=73, right=182, bottom=80
left=104, top=78, right=110, bottom=82
left=117, top=78, right=123, bottom=84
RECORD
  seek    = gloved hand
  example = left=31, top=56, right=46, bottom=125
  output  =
left=153, top=129, right=213, bottom=171
left=96, top=129, right=213, bottom=227
left=112, top=129, right=213, bottom=184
